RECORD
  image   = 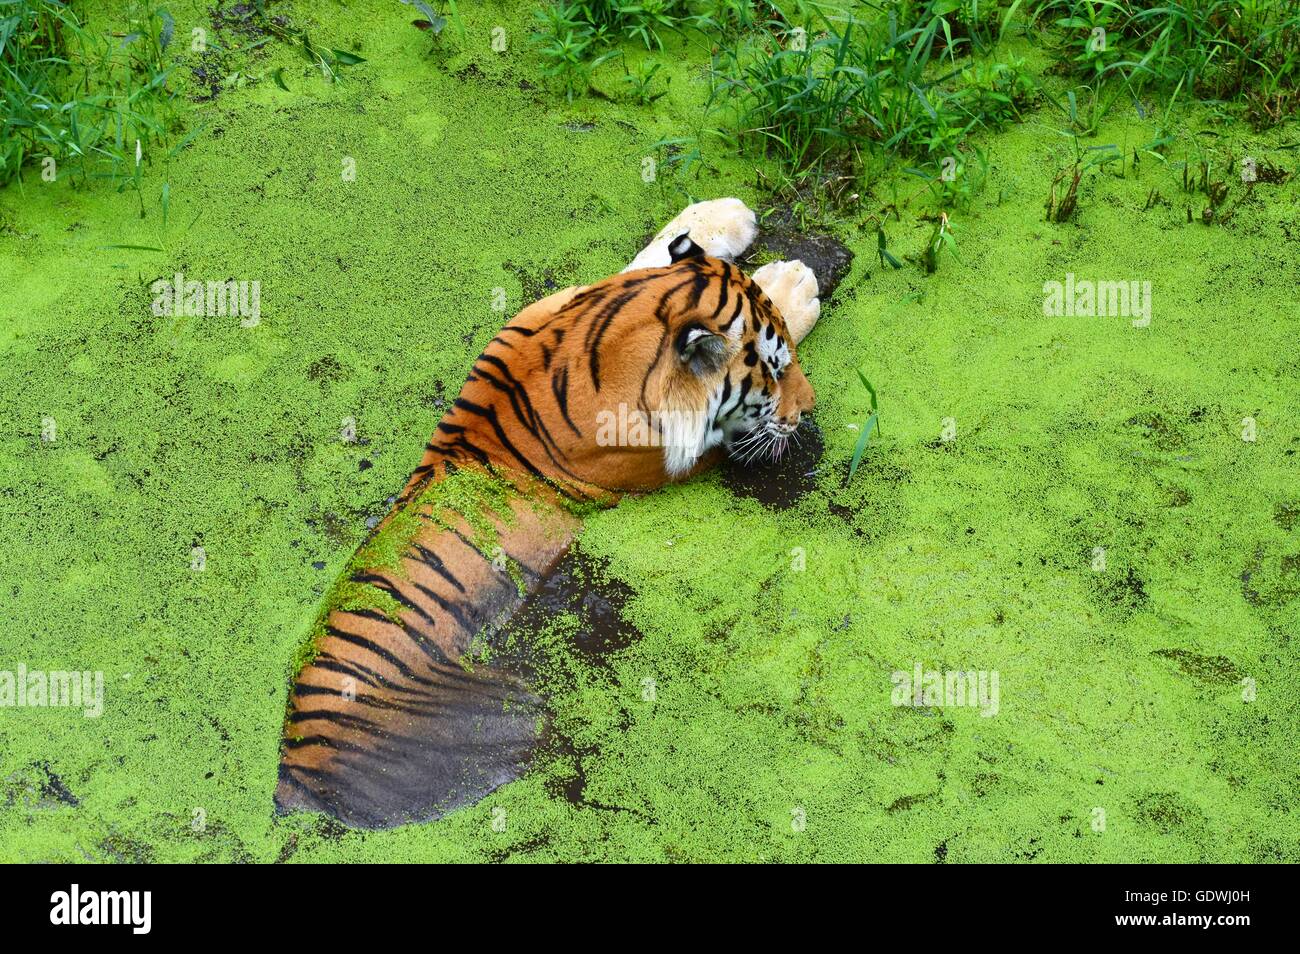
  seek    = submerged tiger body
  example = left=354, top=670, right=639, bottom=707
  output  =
left=276, top=199, right=824, bottom=828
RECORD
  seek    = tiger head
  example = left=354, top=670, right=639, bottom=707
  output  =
left=646, top=234, right=816, bottom=478
left=425, top=233, right=817, bottom=497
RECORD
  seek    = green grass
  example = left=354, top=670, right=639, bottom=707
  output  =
left=845, top=368, right=879, bottom=481
left=531, top=0, right=712, bottom=99
left=1031, top=0, right=1300, bottom=125
left=703, top=1, right=1300, bottom=201
left=0, top=0, right=180, bottom=187
left=0, top=0, right=372, bottom=189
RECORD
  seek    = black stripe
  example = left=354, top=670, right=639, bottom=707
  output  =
left=410, top=542, right=467, bottom=593
left=711, top=272, right=730, bottom=320
left=474, top=353, right=582, bottom=479
left=351, top=572, right=441, bottom=631
left=323, top=624, right=421, bottom=681
left=477, top=353, right=541, bottom=429
left=552, top=365, right=582, bottom=437
left=288, top=708, right=381, bottom=731
left=686, top=269, right=710, bottom=310
left=451, top=398, right=545, bottom=477
left=444, top=525, right=490, bottom=560
left=410, top=578, right=478, bottom=633
left=308, top=655, right=393, bottom=692
left=726, top=293, right=745, bottom=329
left=438, top=433, right=492, bottom=465
left=586, top=290, right=641, bottom=389
left=291, top=687, right=447, bottom=718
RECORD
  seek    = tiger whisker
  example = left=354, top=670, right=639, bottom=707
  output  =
left=746, top=432, right=779, bottom=465
left=729, top=421, right=802, bottom=467
left=737, top=431, right=771, bottom=465
left=730, top=428, right=766, bottom=453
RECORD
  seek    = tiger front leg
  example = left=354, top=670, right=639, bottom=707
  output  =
left=750, top=259, right=821, bottom=345
left=623, top=198, right=758, bottom=272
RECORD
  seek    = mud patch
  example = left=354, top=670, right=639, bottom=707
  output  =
left=191, top=3, right=281, bottom=102
left=1240, top=544, right=1300, bottom=610
left=887, top=791, right=935, bottom=813
left=540, top=711, right=646, bottom=813
left=1273, top=502, right=1300, bottom=532
left=1092, top=564, right=1150, bottom=617
left=720, top=419, right=825, bottom=510
left=489, top=548, right=646, bottom=813
left=1151, top=648, right=1243, bottom=685
left=745, top=216, right=855, bottom=300
left=97, top=832, right=155, bottom=864
left=502, top=260, right=571, bottom=305
left=305, top=355, right=347, bottom=385
left=494, top=549, right=642, bottom=669
left=4, top=761, right=79, bottom=811
left=1133, top=790, right=1206, bottom=836
left=1124, top=410, right=1188, bottom=453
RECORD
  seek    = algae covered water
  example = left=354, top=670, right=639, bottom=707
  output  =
left=0, top=0, right=1297, bottom=862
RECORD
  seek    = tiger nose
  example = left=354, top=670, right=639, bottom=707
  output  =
left=792, top=374, right=815, bottom=413
left=780, top=399, right=811, bottom=429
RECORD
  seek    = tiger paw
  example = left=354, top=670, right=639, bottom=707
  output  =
left=751, top=259, right=820, bottom=345
left=623, top=198, right=758, bottom=272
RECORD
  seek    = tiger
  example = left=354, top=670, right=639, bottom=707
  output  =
left=275, top=198, right=824, bottom=828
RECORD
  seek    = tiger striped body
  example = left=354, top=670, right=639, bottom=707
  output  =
left=276, top=201, right=823, bottom=828
left=276, top=462, right=578, bottom=827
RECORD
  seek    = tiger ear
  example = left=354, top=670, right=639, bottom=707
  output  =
left=667, top=232, right=706, bottom=263
left=676, top=325, right=727, bottom=375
